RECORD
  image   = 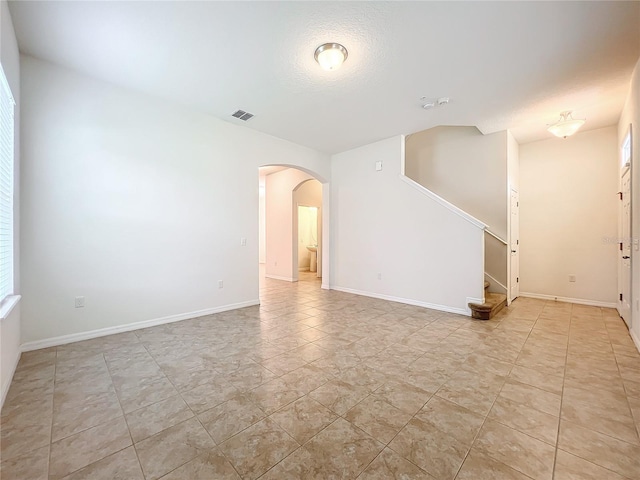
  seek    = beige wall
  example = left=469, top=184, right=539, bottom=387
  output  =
left=519, top=126, right=618, bottom=305
left=405, top=126, right=508, bottom=238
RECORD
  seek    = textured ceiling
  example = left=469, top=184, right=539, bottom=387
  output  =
left=8, top=1, right=640, bottom=153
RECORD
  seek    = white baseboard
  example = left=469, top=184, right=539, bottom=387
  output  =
left=519, top=292, right=617, bottom=309
left=332, top=285, right=471, bottom=316
left=265, top=274, right=295, bottom=282
left=631, top=329, right=640, bottom=354
left=298, top=267, right=310, bottom=272
left=1, top=349, right=21, bottom=409
left=321, top=283, right=330, bottom=290
left=20, top=299, right=260, bottom=352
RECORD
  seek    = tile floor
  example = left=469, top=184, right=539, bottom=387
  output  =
left=2, top=271, right=640, bottom=479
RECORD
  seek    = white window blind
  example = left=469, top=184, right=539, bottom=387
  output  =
left=0, top=64, right=15, bottom=304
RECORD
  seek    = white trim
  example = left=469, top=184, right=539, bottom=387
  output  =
left=631, top=329, right=640, bottom=354
left=484, top=273, right=507, bottom=293
left=265, top=274, right=296, bottom=282
left=1, top=348, right=21, bottom=409
left=321, top=283, right=330, bottom=290
left=20, top=299, right=260, bottom=352
left=485, top=229, right=507, bottom=245
left=332, top=285, right=472, bottom=317
left=0, top=294, right=20, bottom=320
left=398, top=174, right=487, bottom=230
left=519, top=292, right=617, bottom=309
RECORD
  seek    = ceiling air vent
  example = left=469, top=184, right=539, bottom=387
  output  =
left=231, top=110, right=254, bottom=121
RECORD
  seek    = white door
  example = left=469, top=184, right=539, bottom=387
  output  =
left=510, top=189, right=520, bottom=301
left=619, top=168, right=632, bottom=327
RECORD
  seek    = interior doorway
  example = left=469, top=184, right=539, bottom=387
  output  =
left=259, top=166, right=325, bottom=288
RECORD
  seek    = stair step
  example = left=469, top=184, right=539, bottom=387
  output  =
left=484, top=280, right=490, bottom=290
left=468, top=292, right=507, bottom=321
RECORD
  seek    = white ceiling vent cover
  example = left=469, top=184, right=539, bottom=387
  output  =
left=231, top=110, right=254, bottom=121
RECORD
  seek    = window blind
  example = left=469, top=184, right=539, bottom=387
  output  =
left=0, top=64, right=15, bottom=304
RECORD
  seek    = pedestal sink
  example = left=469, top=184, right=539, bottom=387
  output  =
left=306, top=245, right=318, bottom=273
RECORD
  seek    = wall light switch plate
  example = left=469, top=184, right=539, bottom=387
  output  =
left=375, top=161, right=382, bottom=171
left=218, top=280, right=224, bottom=289
left=75, top=296, right=85, bottom=308
left=568, top=274, right=576, bottom=283
left=240, top=237, right=247, bottom=246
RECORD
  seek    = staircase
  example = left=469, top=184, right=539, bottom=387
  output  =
left=469, top=281, right=507, bottom=320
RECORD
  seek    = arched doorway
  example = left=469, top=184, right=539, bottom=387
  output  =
left=258, top=165, right=329, bottom=288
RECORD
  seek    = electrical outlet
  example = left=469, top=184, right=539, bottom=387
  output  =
left=218, top=280, right=224, bottom=289
left=75, top=296, right=85, bottom=308
left=568, top=274, right=576, bottom=283
left=240, top=237, right=247, bottom=246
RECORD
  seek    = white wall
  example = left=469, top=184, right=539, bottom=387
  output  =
left=405, top=126, right=509, bottom=291
left=618, top=56, right=640, bottom=349
left=265, top=168, right=314, bottom=281
left=519, top=126, right=618, bottom=305
left=0, top=0, right=21, bottom=408
left=19, top=56, right=330, bottom=347
left=331, top=135, right=484, bottom=314
left=294, top=179, right=322, bottom=272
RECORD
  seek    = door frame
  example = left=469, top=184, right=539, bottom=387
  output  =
left=507, top=188, right=520, bottom=303
left=618, top=124, right=633, bottom=327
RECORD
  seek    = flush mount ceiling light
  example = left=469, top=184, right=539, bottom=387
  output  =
left=314, top=43, right=348, bottom=71
left=547, top=111, right=585, bottom=138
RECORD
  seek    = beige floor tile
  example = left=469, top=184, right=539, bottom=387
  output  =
left=198, top=394, right=265, bottom=444
left=52, top=389, right=123, bottom=442
left=0, top=444, right=49, bottom=480
left=0, top=415, right=52, bottom=463
left=358, top=447, right=435, bottom=479
left=558, top=420, right=640, bottom=479
left=304, top=418, right=384, bottom=479
left=114, top=375, right=178, bottom=413
left=309, top=378, right=370, bottom=415
left=508, top=364, right=564, bottom=395
left=135, top=417, right=215, bottom=480
left=158, top=448, right=241, bottom=479
left=49, top=417, right=132, bottom=479
left=125, top=394, right=194, bottom=442
left=499, top=379, right=561, bottom=417
left=247, top=377, right=305, bottom=414
left=4, top=282, right=640, bottom=479
left=554, top=449, right=628, bottom=480
left=268, top=395, right=337, bottom=444
left=389, top=417, right=469, bottom=480
left=372, top=379, right=432, bottom=415
left=474, top=420, right=555, bottom=480
left=344, top=395, right=412, bottom=444
left=489, top=395, right=559, bottom=445
left=218, top=417, right=299, bottom=480
left=415, top=396, right=484, bottom=446
left=60, top=446, right=144, bottom=480
left=180, top=379, right=240, bottom=414
left=560, top=394, right=639, bottom=445
left=456, top=449, right=534, bottom=480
